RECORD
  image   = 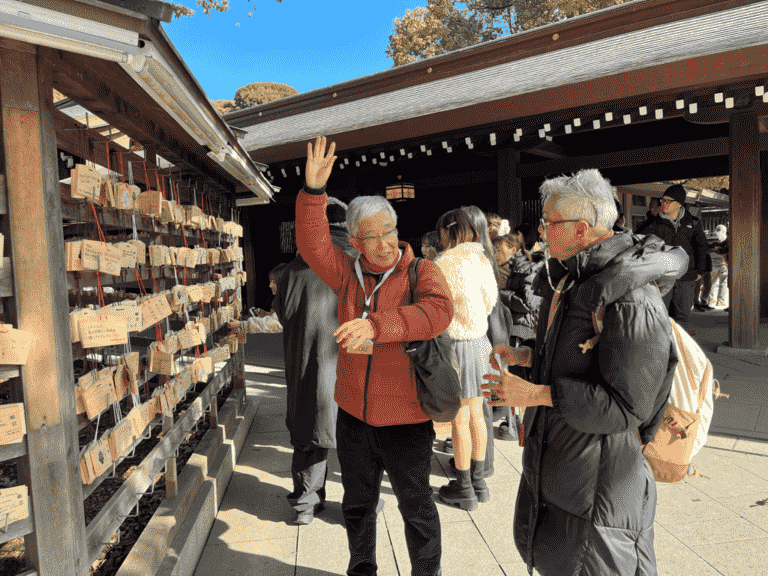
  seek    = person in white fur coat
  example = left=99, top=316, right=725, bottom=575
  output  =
left=434, top=209, right=499, bottom=511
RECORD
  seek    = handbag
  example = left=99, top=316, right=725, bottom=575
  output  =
left=406, top=257, right=461, bottom=422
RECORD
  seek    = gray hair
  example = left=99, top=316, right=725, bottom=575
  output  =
left=539, top=169, right=618, bottom=234
left=346, top=196, right=398, bottom=238
left=327, top=196, right=349, bottom=229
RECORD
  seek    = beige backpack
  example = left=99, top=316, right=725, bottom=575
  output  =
left=589, top=308, right=727, bottom=483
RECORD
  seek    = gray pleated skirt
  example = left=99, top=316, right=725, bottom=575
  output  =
left=451, top=334, right=493, bottom=399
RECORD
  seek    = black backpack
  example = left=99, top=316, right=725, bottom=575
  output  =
left=405, top=257, right=461, bottom=422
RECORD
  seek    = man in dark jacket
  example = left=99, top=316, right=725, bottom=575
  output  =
left=273, top=198, right=356, bottom=525
left=482, top=169, right=688, bottom=576
left=635, top=184, right=708, bottom=333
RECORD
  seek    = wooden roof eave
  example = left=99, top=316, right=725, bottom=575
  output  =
left=226, top=0, right=764, bottom=129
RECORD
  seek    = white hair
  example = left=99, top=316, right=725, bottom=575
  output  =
left=346, top=196, right=397, bottom=238
left=539, top=169, right=618, bottom=234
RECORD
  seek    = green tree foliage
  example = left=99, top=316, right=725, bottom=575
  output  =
left=212, top=82, right=298, bottom=115
left=387, top=0, right=633, bottom=66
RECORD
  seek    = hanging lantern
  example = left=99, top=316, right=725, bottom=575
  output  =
left=385, top=175, right=415, bottom=202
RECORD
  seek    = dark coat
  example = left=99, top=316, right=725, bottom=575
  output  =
left=514, top=231, right=688, bottom=576
left=634, top=210, right=660, bottom=234
left=635, top=208, right=708, bottom=281
left=503, top=251, right=546, bottom=344
left=273, top=227, right=355, bottom=449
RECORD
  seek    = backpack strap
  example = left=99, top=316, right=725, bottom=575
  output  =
left=669, top=318, right=706, bottom=414
left=408, top=257, right=423, bottom=305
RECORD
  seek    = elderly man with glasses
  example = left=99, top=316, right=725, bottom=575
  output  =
left=295, top=137, right=454, bottom=576
left=635, top=184, right=708, bottom=335
left=482, top=169, right=688, bottom=576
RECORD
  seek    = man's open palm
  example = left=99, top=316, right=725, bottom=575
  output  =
left=305, top=136, right=337, bottom=189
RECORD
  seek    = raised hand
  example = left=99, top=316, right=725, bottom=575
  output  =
left=305, top=136, right=337, bottom=189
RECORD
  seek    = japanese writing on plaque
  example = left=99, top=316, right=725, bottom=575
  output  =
left=0, top=403, right=26, bottom=445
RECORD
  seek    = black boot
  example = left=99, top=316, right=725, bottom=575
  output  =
left=470, top=459, right=489, bottom=503
left=439, top=468, right=478, bottom=511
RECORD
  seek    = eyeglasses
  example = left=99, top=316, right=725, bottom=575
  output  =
left=660, top=197, right=676, bottom=205
left=539, top=217, right=582, bottom=231
left=356, top=228, right=397, bottom=246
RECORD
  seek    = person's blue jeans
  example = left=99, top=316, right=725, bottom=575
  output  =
left=336, top=408, right=441, bottom=576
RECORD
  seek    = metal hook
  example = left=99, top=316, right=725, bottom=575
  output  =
left=102, top=528, right=121, bottom=546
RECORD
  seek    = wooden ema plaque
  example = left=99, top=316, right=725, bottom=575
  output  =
left=0, top=325, right=34, bottom=365
left=80, top=240, right=122, bottom=276
left=117, top=242, right=138, bottom=269
left=78, top=314, right=128, bottom=349
left=70, top=164, right=102, bottom=204
left=137, top=190, right=162, bottom=218
left=0, top=486, right=30, bottom=525
left=128, top=239, right=146, bottom=265
left=87, top=435, right=113, bottom=480
left=105, top=301, right=143, bottom=333
left=108, top=418, right=133, bottom=461
left=140, top=294, right=172, bottom=329
left=149, top=343, right=175, bottom=376
left=0, top=403, right=26, bottom=445
left=115, top=183, right=140, bottom=210
left=81, top=373, right=118, bottom=419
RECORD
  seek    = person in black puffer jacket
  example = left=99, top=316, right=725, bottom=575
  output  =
left=482, top=169, right=688, bottom=576
left=635, top=184, right=708, bottom=334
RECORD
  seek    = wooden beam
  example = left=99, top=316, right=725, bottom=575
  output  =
left=728, top=112, right=761, bottom=349
left=518, top=136, right=768, bottom=179
left=760, top=150, right=768, bottom=319
left=0, top=43, right=88, bottom=576
left=40, top=48, right=236, bottom=195
left=497, top=148, right=522, bottom=229
left=684, top=97, right=768, bottom=125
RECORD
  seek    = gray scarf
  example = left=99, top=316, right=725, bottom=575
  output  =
left=660, top=205, right=685, bottom=231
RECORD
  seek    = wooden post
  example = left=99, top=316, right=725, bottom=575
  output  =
left=209, top=397, right=219, bottom=428
left=760, top=150, right=768, bottom=320
left=232, top=354, right=245, bottom=390
left=728, top=111, right=761, bottom=349
left=498, top=147, right=522, bottom=229
left=0, top=41, right=88, bottom=575
left=162, top=414, right=177, bottom=499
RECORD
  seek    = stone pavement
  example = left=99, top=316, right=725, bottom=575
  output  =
left=193, top=311, right=768, bottom=576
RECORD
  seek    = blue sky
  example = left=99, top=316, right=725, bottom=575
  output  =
left=164, top=0, right=430, bottom=102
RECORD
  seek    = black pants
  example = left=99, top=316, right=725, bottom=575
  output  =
left=337, top=408, right=441, bottom=576
left=287, top=446, right=328, bottom=514
left=663, top=280, right=695, bottom=327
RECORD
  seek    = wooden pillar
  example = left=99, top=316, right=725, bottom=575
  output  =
left=728, top=111, right=761, bottom=349
left=162, top=414, right=177, bottom=499
left=498, top=147, right=522, bottom=229
left=242, top=207, right=255, bottom=311
left=0, top=41, right=88, bottom=575
left=760, top=150, right=768, bottom=320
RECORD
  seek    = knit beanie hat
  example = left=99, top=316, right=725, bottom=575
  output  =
left=664, top=184, right=687, bottom=206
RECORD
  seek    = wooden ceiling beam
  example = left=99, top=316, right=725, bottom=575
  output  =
left=41, top=47, right=237, bottom=197
left=517, top=135, right=768, bottom=178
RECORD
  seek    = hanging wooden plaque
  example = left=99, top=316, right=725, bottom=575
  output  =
left=117, top=242, right=138, bottom=269
left=70, top=164, right=102, bottom=204
left=149, top=344, right=175, bottom=375
left=128, top=239, right=146, bottom=265
left=108, top=418, right=133, bottom=461
left=0, top=325, right=34, bottom=365
left=0, top=486, right=30, bottom=525
left=81, top=240, right=122, bottom=276
left=87, top=435, right=113, bottom=479
left=140, top=294, right=172, bottom=329
left=137, top=190, right=162, bottom=218
left=81, top=375, right=118, bottom=419
left=78, top=314, right=128, bottom=349
left=105, top=301, right=143, bottom=333
left=0, top=403, right=26, bottom=445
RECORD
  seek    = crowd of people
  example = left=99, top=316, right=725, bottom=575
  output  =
left=253, top=136, right=729, bottom=576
